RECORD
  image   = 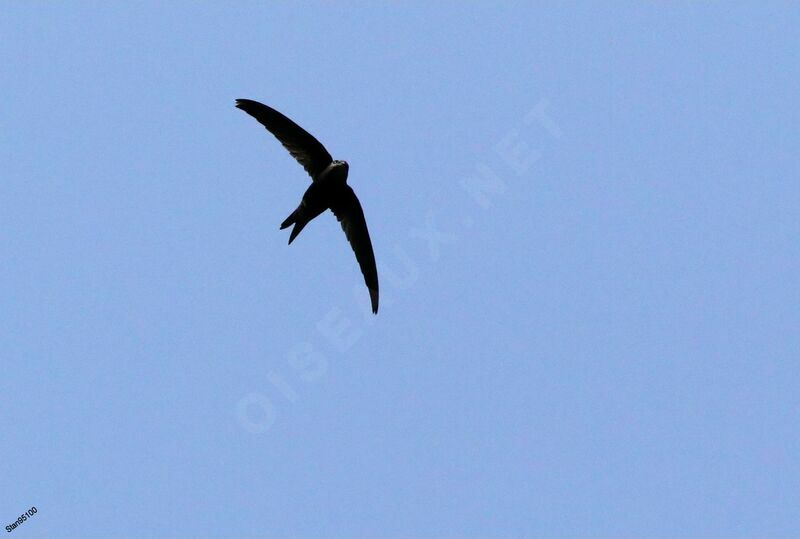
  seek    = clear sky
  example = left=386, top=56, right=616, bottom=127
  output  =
left=2, top=3, right=798, bottom=538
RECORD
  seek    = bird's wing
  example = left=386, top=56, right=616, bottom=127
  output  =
left=235, top=99, right=333, bottom=179
left=330, top=185, right=379, bottom=314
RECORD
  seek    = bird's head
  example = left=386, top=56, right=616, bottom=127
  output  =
left=333, top=159, right=349, bottom=172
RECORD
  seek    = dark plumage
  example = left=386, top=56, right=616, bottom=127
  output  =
left=235, top=99, right=379, bottom=314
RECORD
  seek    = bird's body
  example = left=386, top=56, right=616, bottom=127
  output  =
left=235, top=99, right=379, bottom=313
left=281, top=160, right=349, bottom=243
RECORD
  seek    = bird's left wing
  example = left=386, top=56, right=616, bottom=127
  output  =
left=235, top=99, right=333, bottom=179
left=330, top=185, right=379, bottom=314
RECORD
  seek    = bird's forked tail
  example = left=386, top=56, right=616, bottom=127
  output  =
left=280, top=208, right=297, bottom=230
left=281, top=208, right=307, bottom=245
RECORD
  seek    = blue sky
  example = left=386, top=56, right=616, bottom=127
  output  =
left=2, top=3, right=798, bottom=537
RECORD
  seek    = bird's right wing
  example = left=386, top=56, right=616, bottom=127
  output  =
left=235, top=99, right=333, bottom=179
left=330, top=185, right=379, bottom=314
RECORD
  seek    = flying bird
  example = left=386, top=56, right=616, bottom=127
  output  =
left=235, top=98, right=379, bottom=314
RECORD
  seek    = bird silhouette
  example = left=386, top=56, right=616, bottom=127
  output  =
left=235, top=99, right=379, bottom=314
